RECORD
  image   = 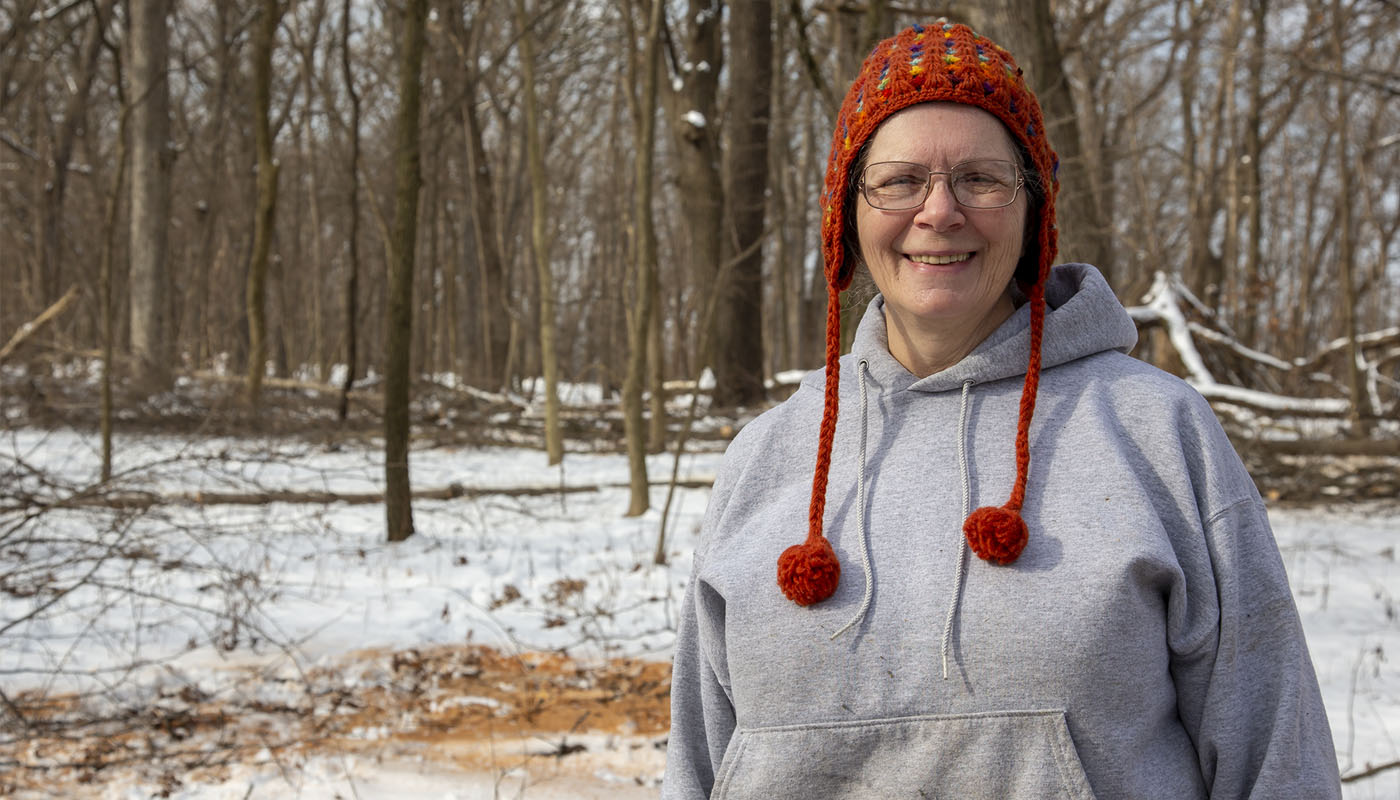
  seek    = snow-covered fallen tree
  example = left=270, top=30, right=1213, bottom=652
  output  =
left=1126, top=271, right=1399, bottom=452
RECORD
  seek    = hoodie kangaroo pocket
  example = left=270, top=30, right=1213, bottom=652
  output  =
left=711, top=709, right=1097, bottom=800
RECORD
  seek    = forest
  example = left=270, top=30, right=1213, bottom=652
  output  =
left=2, top=0, right=1397, bottom=460
left=1, top=0, right=1398, bottom=796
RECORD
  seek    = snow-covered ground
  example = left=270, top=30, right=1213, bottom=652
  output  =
left=2, top=428, right=1396, bottom=798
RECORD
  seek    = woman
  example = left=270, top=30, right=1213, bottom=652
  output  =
left=662, top=21, right=1340, bottom=799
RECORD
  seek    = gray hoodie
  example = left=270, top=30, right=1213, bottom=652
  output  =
left=663, top=264, right=1340, bottom=799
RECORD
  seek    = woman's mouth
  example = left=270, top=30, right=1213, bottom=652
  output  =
left=906, top=252, right=974, bottom=265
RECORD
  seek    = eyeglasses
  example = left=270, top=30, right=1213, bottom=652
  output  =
left=859, top=159, right=1025, bottom=210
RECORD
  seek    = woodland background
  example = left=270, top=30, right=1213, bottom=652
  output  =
left=2, top=0, right=1398, bottom=481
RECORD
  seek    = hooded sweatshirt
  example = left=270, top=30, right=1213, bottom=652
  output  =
left=662, top=264, right=1340, bottom=799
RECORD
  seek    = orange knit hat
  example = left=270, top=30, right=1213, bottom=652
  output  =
left=777, top=21, right=1061, bottom=607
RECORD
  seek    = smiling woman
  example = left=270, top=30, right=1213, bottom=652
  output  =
left=662, top=20, right=1343, bottom=800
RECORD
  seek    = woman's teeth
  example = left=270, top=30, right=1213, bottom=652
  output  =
left=908, top=252, right=972, bottom=265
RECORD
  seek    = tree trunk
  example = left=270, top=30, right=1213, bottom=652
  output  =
left=1239, top=0, right=1267, bottom=346
left=713, top=0, right=771, bottom=409
left=127, top=0, right=174, bottom=392
left=437, top=0, right=512, bottom=392
left=40, top=0, right=112, bottom=310
left=1329, top=0, right=1365, bottom=436
left=515, top=0, right=564, bottom=465
left=663, top=0, right=724, bottom=373
left=622, top=0, right=664, bottom=516
left=245, top=0, right=284, bottom=409
left=101, top=101, right=131, bottom=483
left=297, top=2, right=329, bottom=380
left=461, top=94, right=511, bottom=390
left=385, top=0, right=429, bottom=542
left=975, top=0, right=1113, bottom=278
left=648, top=275, right=666, bottom=454
left=338, top=0, right=361, bottom=421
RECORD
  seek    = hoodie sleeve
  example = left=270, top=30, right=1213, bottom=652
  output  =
left=1168, top=488, right=1342, bottom=797
left=662, top=415, right=765, bottom=798
left=661, top=560, right=735, bottom=799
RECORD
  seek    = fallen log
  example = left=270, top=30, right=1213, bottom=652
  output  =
left=13, top=477, right=717, bottom=512
left=1244, top=438, right=1400, bottom=457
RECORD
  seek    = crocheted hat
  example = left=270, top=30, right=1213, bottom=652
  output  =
left=777, top=21, right=1061, bottom=607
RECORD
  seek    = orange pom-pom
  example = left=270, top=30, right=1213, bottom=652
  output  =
left=963, top=506, right=1028, bottom=565
left=777, top=539, right=841, bottom=606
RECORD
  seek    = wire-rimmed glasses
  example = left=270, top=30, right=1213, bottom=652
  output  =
left=859, top=159, right=1025, bottom=210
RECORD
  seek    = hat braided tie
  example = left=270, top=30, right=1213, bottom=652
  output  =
left=778, top=283, right=845, bottom=606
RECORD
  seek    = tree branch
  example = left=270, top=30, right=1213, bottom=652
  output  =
left=0, top=285, right=81, bottom=363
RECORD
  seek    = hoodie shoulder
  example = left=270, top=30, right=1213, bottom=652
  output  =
left=699, top=373, right=826, bottom=550
left=1055, top=347, right=1261, bottom=515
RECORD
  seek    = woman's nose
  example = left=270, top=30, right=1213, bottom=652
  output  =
left=912, top=177, right=965, bottom=231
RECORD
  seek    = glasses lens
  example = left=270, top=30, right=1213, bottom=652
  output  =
left=950, top=160, right=1021, bottom=208
left=862, top=162, right=931, bottom=210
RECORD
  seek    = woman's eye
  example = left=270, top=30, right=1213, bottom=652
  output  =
left=881, top=173, right=923, bottom=188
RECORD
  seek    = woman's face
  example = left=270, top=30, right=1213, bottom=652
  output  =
left=855, top=103, right=1027, bottom=357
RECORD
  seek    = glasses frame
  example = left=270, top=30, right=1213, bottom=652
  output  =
left=858, top=159, right=1026, bottom=211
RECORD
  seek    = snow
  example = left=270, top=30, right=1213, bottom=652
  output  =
left=2, top=429, right=1397, bottom=797
left=681, top=110, right=705, bottom=129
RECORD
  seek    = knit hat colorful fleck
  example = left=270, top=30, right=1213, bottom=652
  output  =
left=777, top=21, right=1061, bottom=607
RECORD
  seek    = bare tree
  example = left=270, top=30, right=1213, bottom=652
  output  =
left=661, top=0, right=723, bottom=381
left=245, top=0, right=286, bottom=409
left=514, top=0, right=564, bottom=465
left=712, top=0, right=772, bottom=409
left=621, top=0, right=664, bottom=516
left=385, top=0, right=430, bottom=542
left=127, top=0, right=175, bottom=391
left=338, top=0, right=362, bottom=420
left=441, top=1, right=512, bottom=390
left=101, top=55, right=130, bottom=482
left=37, top=0, right=113, bottom=311
left=1329, top=0, right=1365, bottom=435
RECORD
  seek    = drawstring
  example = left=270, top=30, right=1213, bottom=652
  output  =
left=831, top=359, right=873, bottom=640
left=942, top=379, right=975, bottom=679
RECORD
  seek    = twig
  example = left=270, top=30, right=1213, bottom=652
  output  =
left=1342, top=759, right=1400, bottom=782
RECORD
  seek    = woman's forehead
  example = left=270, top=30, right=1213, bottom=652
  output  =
left=866, top=103, right=1018, bottom=164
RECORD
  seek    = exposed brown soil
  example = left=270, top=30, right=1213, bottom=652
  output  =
left=0, top=645, right=673, bottom=798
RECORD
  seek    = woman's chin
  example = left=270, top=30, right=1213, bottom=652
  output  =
left=883, top=288, right=1015, bottom=334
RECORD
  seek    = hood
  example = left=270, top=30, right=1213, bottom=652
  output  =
left=810, top=263, right=1138, bottom=395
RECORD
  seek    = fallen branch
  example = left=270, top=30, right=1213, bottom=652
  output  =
left=0, top=285, right=80, bottom=363
left=11, top=477, right=716, bottom=512
left=1127, top=272, right=1384, bottom=418
left=1245, top=438, right=1400, bottom=457
left=1342, top=758, right=1400, bottom=783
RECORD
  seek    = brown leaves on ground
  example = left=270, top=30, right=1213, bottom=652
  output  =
left=0, top=645, right=672, bottom=797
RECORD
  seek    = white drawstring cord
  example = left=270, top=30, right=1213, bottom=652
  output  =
left=831, top=359, right=873, bottom=641
left=942, top=379, right=975, bottom=679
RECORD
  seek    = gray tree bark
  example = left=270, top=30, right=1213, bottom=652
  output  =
left=712, top=0, right=771, bottom=409
left=514, top=0, right=564, bottom=465
left=623, top=0, right=664, bottom=516
left=127, top=0, right=174, bottom=391
left=338, top=0, right=361, bottom=421
left=39, top=0, right=113, bottom=308
left=244, top=0, right=284, bottom=410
